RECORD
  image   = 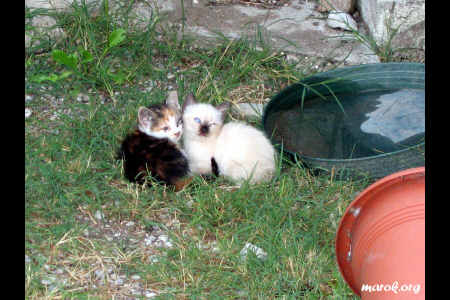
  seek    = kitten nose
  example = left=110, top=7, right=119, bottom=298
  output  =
left=174, top=131, right=181, bottom=138
left=200, top=125, right=209, bottom=135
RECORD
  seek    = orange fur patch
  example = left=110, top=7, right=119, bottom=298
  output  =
left=150, top=107, right=177, bottom=132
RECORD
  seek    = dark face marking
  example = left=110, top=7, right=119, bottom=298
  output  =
left=199, top=124, right=210, bottom=136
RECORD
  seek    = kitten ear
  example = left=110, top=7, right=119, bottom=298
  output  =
left=182, top=93, right=197, bottom=111
left=166, top=91, right=181, bottom=110
left=138, top=107, right=153, bottom=128
left=216, top=102, right=230, bottom=119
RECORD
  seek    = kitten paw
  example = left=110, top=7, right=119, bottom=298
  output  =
left=174, top=176, right=194, bottom=192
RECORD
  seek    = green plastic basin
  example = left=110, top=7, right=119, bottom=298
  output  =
left=262, top=63, right=425, bottom=179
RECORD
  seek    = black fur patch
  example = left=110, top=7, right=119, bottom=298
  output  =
left=117, top=130, right=189, bottom=186
left=211, top=157, right=219, bottom=177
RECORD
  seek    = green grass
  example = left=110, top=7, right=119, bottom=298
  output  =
left=25, top=1, right=371, bottom=298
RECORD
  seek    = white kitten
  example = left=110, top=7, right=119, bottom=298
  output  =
left=182, top=94, right=276, bottom=184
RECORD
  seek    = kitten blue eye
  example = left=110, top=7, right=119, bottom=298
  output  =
left=194, top=117, right=201, bottom=124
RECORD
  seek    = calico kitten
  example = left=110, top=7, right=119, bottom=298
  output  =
left=118, top=92, right=190, bottom=190
left=182, top=93, right=276, bottom=185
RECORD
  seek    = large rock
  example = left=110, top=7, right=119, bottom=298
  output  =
left=25, top=0, right=93, bottom=10
left=357, top=0, right=425, bottom=50
left=168, top=1, right=379, bottom=64
left=25, top=0, right=382, bottom=65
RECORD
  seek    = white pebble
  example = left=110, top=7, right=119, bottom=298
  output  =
left=25, top=108, right=32, bottom=118
left=144, top=235, right=157, bottom=246
left=131, top=288, right=141, bottom=295
left=240, top=242, right=268, bottom=261
left=76, top=93, right=89, bottom=103
left=41, top=279, right=52, bottom=285
left=49, top=113, right=59, bottom=121
left=55, top=268, right=64, bottom=274
left=326, top=11, right=358, bottom=31
left=125, top=221, right=135, bottom=227
left=95, top=269, right=105, bottom=280
left=145, top=291, right=158, bottom=298
left=41, top=277, right=55, bottom=285
left=94, top=210, right=104, bottom=220
left=158, top=235, right=173, bottom=248
left=25, top=255, right=31, bottom=263
left=148, top=255, right=160, bottom=263
left=131, top=274, right=141, bottom=280
left=286, top=54, right=299, bottom=63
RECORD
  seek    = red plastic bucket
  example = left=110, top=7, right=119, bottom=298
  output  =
left=335, top=167, right=425, bottom=299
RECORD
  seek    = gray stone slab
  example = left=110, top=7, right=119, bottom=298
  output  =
left=162, top=0, right=380, bottom=65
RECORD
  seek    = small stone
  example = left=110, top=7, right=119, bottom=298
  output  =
left=158, top=235, right=173, bottom=248
left=167, top=73, right=175, bottom=80
left=49, top=113, right=59, bottom=121
left=145, top=235, right=157, bottom=246
left=94, top=210, right=104, bottom=220
left=41, top=279, right=52, bottom=285
left=25, top=108, right=32, bottom=118
left=148, top=255, right=160, bottom=263
left=125, top=221, right=135, bottom=227
left=286, top=54, right=300, bottom=63
left=240, top=242, right=268, bottom=261
left=41, top=276, right=56, bottom=285
left=232, top=103, right=265, bottom=118
left=326, top=11, right=358, bottom=31
left=25, top=255, right=31, bottom=264
left=95, top=269, right=105, bottom=280
left=54, top=268, right=64, bottom=274
left=210, top=241, right=220, bottom=253
left=131, top=288, right=141, bottom=295
left=76, top=93, right=89, bottom=103
left=145, top=291, right=158, bottom=298
left=131, top=274, right=141, bottom=280
left=25, top=95, right=33, bottom=102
